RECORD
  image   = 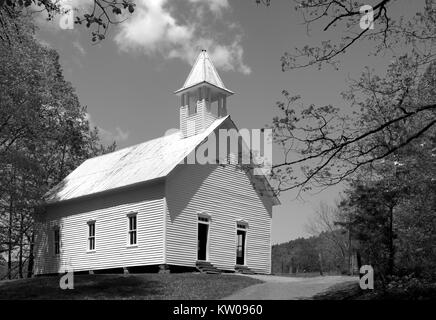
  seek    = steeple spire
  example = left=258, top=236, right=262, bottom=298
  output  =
left=175, top=50, right=234, bottom=95
left=176, top=50, right=234, bottom=138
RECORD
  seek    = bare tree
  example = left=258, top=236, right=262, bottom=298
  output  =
left=254, top=1, right=436, bottom=193
left=306, top=202, right=352, bottom=273
left=258, top=0, right=436, bottom=70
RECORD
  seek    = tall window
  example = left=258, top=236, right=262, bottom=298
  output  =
left=54, top=228, right=60, bottom=255
left=197, top=215, right=210, bottom=261
left=236, top=222, right=248, bottom=265
left=128, top=214, right=137, bottom=245
left=88, top=222, right=95, bottom=251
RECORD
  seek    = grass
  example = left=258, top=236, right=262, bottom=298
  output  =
left=313, top=280, right=436, bottom=300
left=313, top=281, right=363, bottom=300
left=0, top=273, right=262, bottom=300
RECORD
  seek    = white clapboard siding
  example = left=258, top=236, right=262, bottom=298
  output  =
left=34, top=183, right=165, bottom=275
left=165, top=163, right=273, bottom=274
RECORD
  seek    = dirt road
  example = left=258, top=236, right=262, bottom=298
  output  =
left=222, top=275, right=358, bottom=300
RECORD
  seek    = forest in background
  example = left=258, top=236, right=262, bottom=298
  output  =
left=272, top=235, right=349, bottom=275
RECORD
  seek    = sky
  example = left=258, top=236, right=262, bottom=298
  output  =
left=33, top=0, right=420, bottom=244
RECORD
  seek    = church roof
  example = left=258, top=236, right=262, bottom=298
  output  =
left=175, top=50, right=234, bottom=95
left=44, top=117, right=230, bottom=204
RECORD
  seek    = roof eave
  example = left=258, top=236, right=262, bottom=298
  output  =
left=42, top=176, right=166, bottom=207
left=272, top=197, right=281, bottom=206
left=174, top=81, right=234, bottom=96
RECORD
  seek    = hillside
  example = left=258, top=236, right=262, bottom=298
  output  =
left=272, top=232, right=350, bottom=275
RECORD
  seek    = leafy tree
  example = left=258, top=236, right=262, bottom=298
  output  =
left=0, top=14, right=115, bottom=279
left=338, top=118, right=435, bottom=282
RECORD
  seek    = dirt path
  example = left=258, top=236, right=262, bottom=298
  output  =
left=222, top=275, right=358, bottom=300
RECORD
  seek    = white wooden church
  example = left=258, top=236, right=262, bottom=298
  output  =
left=34, top=50, right=280, bottom=275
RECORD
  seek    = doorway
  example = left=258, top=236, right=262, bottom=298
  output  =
left=197, top=222, right=209, bottom=261
left=236, top=229, right=246, bottom=265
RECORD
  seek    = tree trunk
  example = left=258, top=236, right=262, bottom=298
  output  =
left=356, top=250, right=362, bottom=270
left=387, top=206, right=395, bottom=275
left=348, top=230, right=352, bottom=275
left=27, top=231, right=34, bottom=278
left=18, top=212, right=24, bottom=279
left=319, top=252, right=324, bottom=276
left=7, top=194, right=13, bottom=280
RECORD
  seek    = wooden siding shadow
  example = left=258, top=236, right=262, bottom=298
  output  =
left=165, top=163, right=272, bottom=223
left=165, top=163, right=215, bottom=223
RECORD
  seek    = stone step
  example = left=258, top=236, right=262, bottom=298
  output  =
left=198, top=267, right=217, bottom=272
left=204, top=270, right=221, bottom=274
left=196, top=261, right=221, bottom=274
left=235, top=265, right=256, bottom=275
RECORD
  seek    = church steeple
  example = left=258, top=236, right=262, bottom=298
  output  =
left=175, top=50, right=234, bottom=138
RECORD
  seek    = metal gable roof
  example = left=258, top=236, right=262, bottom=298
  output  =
left=175, top=50, right=233, bottom=95
left=44, top=117, right=230, bottom=204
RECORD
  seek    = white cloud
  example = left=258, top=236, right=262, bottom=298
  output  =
left=86, top=113, right=130, bottom=145
left=73, top=41, right=86, bottom=56
left=115, top=0, right=194, bottom=52
left=114, top=0, right=250, bottom=74
left=33, top=0, right=249, bottom=74
left=189, top=0, right=229, bottom=15
left=208, top=37, right=251, bottom=74
left=114, top=127, right=130, bottom=142
left=99, top=126, right=130, bottom=145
